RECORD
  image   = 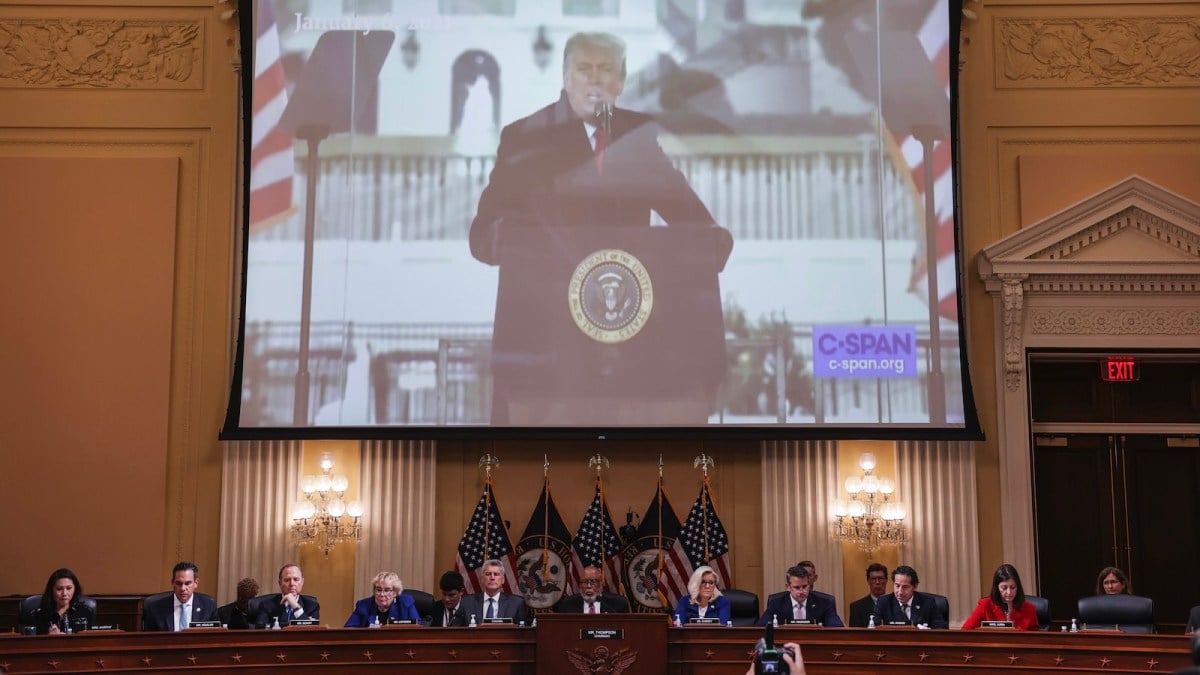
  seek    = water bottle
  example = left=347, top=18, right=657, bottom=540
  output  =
left=1069, top=618, right=1078, bottom=633
left=468, top=614, right=477, bottom=628
left=867, top=615, right=876, bottom=629
left=771, top=614, right=779, bottom=628
left=64, top=619, right=72, bottom=635
left=271, top=617, right=281, bottom=630
left=726, top=620, right=733, bottom=628
left=531, top=617, right=537, bottom=628
left=673, top=614, right=682, bottom=627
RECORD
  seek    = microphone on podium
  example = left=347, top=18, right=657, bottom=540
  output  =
left=593, top=101, right=612, bottom=137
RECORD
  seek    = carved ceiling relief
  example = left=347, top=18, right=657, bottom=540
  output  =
left=0, top=18, right=202, bottom=88
left=996, top=16, right=1200, bottom=87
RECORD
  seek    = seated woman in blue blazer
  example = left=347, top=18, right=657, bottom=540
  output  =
left=345, top=571, right=421, bottom=627
left=673, top=566, right=731, bottom=625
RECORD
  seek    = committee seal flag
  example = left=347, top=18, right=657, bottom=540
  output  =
left=514, top=477, right=573, bottom=612
left=623, top=480, right=683, bottom=612
left=568, top=248, right=653, bottom=344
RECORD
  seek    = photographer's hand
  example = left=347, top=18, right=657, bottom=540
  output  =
left=781, top=642, right=806, bottom=674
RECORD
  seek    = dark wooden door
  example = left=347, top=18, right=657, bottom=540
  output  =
left=1033, top=433, right=1200, bottom=631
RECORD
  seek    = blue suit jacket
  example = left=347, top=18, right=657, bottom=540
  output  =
left=142, top=593, right=219, bottom=631
left=756, top=591, right=844, bottom=627
left=674, top=594, right=731, bottom=625
left=255, top=593, right=320, bottom=627
left=344, top=594, right=420, bottom=627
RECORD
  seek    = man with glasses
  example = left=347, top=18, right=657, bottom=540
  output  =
left=554, top=565, right=630, bottom=614
left=256, top=563, right=320, bottom=628
left=849, top=563, right=889, bottom=627
left=454, top=559, right=528, bottom=626
left=756, top=564, right=843, bottom=626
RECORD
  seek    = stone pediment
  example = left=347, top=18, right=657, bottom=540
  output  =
left=978, top=176, right=1200, bottom=281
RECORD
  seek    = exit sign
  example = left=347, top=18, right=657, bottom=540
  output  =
left=1102, top=356, right=1139, bottom=382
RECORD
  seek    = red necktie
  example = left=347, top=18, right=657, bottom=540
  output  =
left=593, top=127, right=606, bottom=175
left=588, top=602, right=597, bottom=614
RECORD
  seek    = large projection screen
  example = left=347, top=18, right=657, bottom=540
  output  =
left=223, top=0, right=980, bottom=439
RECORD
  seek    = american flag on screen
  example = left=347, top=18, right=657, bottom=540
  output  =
left=903, top=0, right=958, bottom=322
left=658, top=480, right=732, bottom=608
left=455, top=478, right=519, bottom=594
left=568, top=481, right=626, bottom=597
left=249, top=0, right=296, bottom=232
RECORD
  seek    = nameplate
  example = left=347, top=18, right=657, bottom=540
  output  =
left=481, top=618, right=513, bottom=625
left=87, top=625, right=121, bottom=631
left=387, top=619, right=416, bottom=625
left=580, top=629, right=624, bottom=640
left=786, top=619, right=818, bottom=626
left=188, top=621, right=222, bottom=629
left=882, top=621, right=915, bottom=628
left=981, top=621, right=1014, bottom=629
left=287, top=618, right=320, bottom=627
left=688, top=617, right=721, bottom=625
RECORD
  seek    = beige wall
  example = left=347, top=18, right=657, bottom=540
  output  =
left=2, top=0, right=1198, bottom=612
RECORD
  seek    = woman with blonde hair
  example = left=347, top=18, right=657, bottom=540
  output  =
left=673, top=566, right=731, bottom=625
left=345, top=571, right=421, bottom=626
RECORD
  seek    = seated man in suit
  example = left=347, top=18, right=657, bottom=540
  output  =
left=454, top=559, right=528, bottom=626
left=849, top=563, right=889, bottom=627
left=431, top=571, right=466, bottom=627
left=143, top=561, right=220, bottom=631
left=873, top=564, right=948, bottom=629
left=256, top=563, right=320, bottom=627
left=756, top=564, right=843, bottom=626
left=217, top=577, right=259, bottom=629
left=555, top=565, right=630, bottom=614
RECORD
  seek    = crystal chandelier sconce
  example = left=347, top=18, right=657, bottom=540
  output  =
left=830, top=452, right=907, bottom=554
left=291, top=451, right=364, bottom=556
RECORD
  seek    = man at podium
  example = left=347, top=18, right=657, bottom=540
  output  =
left=468, top=31, right=733, bottom=426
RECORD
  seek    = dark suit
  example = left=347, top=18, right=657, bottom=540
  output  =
left=554, top=592, right=631, bottom=614
left=344, top=595, right=420, bottom=627
left=429, top=602, right=460, bottom=627
left=255, top=593, right=320, bottom=627
left=30, top=600, right=97, bottom=634
left=454, top=592, right=528, bottom=626
left=469, top=91, right=728, bottom=268
left=756, top=591, right=843, bottom=627
left=217, top=601, right=257, bottom=630
left=849, top=594, right=885, bottom=628
left=874, top=592, right=949, bottom=629
left=142, top=593, right=219, bottom=631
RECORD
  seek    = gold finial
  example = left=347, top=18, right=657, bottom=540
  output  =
left=589, top=453, right=610, bottom=479
left=479, top=453, right=501, bottom=479
left=694, top=453, right=714, bottom=478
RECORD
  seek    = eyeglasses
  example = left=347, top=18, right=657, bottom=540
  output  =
left=579, top=579, right=601, bottom=586
left=373, top=587, right=395, bottom=595
left=869, top=576, right=888, bottom=582
left=699, top=580, right=717, bottom=587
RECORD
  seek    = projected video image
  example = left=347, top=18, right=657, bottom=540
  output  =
left=230, top=0, right=971, bottom=434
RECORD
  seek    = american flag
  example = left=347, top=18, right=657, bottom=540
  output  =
left=658, top=480, right=732, bottom=608
left=455, top=478, right=519, bottom=594
left=903, top=0, right=958, bottom=322
left=568, top=481, right=626, bottom=597
left=250, top=0, right=296, bottom=232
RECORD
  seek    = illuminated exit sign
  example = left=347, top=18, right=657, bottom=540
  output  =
left=1102, top=356, right=1139, bottom=382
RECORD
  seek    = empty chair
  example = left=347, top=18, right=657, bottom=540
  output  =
left=1024, top=595, right=1051, bottom=631
left=1077, top=594, right=1155, bottom=633
left=721, top=588, right=760, bottom=627
left=927, top=593, right=950, bottom=625
left=402, top=588, right=435, bottom=624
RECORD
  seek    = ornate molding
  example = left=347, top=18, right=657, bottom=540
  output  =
left=1029, top=307, right=1200, bottom=336
left=1034, top=206, right=1200, bottom=261
left=1023, top=277, right=1200, bottom=294
left=996, top=16, right=1200, bottom=87
left=0, top=18, right=202, bottom=89
left=1000, top=276, right=1026, bottom=391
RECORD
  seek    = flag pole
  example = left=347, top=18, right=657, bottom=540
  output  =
left=542, top=454, right=550, bottom=583
left=589, top=452, right=610, bottom=587
left=656, top=454, right=667, bottom=606
left=694, top=453, right=715, bottom=565
left=480, top=453, right=500, bottom=570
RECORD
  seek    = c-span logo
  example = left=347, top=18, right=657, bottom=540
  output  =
left=568, top=249, right=653, bottom=344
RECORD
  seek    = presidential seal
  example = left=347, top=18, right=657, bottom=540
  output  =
left=568, top=249, right=653, bottom=344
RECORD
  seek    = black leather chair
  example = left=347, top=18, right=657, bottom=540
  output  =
left=1025, top=595, right=1051, bottom=630
left=402, top=588, right=435, bottom=624
left=722, top=588, right=760, bottom=627
left=1077, top=594, right=1155, bottom=633
left=17, top=594, right=98, bottom=632
left=928, top=593, right=950, bottom=624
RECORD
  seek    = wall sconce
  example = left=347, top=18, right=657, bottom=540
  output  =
left=830, top=452, right=907, bottom=554
left=401, top=28, right=420, bottom=70
left=532, top=25, right=553, bottom=71
left=291, top=451, right=364, bottom=556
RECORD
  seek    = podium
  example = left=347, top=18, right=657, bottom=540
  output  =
left=491, top=225, right=728, bottom=425
left=535, top=614, right=667, bottom=675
